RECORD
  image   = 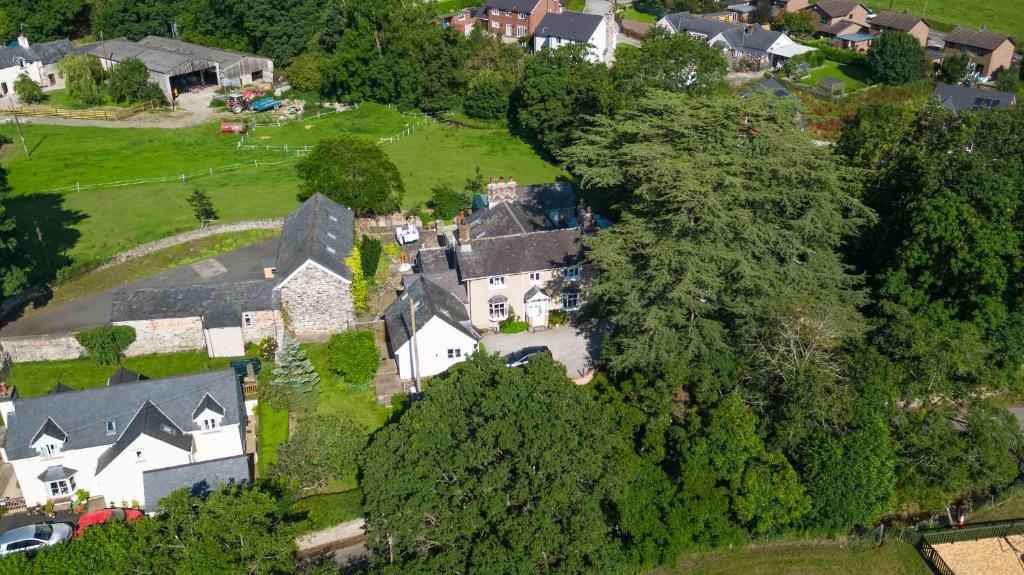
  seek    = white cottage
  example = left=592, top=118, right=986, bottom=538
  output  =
left=533, top=11, right=612, bottom=63
left=0, top=369, right=249, bottom=509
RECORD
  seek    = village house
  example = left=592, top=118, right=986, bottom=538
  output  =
left=804, top=0, right=870, bottom=38
left=868, top=11, right=930, bottom=46
left=110, top=193, right=355, bottom=358
left=942, top=26, right=1016, bottom=78
left=85, top=36, right=273, bottom=100
left=437, top=7, right=478, bottom=36
left=478, top=0, right=564, bottom=40
left=384, top=275, right=481, bottom=381
left=932, top=83, right=1017, bottom=113
left=658, top=12, right=815, bottom=70
left=533, top=11, right=612, bottom=63
left=0, top=35, right=75, bottom=99
left=0, top=369, right=250, bottom=510
left=754, top=0, right=810, bottom=17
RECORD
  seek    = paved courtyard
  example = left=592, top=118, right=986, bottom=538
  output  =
left=481, top=322, right=606, bottom=381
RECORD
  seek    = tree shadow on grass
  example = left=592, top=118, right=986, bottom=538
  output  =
left=1, top=192, right=85, bottom=325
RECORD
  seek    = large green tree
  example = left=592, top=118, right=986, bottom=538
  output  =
left=296, top=134, right=404, bottom=215
left=0, top=164, right=26, bottom=297
left=866, top=30, right=929, bottom=86
left=613, top=27, right=727, bottom=98
left=362, top=352, right=630, bottom=574
left=108, top=57, right=164, bottom=104
left=0, top=0, right=85, bottom=41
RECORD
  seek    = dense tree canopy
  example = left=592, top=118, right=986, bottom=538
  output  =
left=296, top=135, right=404, bottom=215
left=0, top=165, right=26, bottom=297
left=866, top=31, right=929, bottom=85
left=613, top=28, right=727, bottom=98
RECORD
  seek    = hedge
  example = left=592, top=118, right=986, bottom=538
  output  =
left=794, top=37, right=868, bottom=65
left=326, top=330, right=380, bottom=386
left=75, top=325, right=136, bottom=365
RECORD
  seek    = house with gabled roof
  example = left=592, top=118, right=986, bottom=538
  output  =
left=803, top=0, right=870, bottom=37
left=0, top=369, right=249, bottom=510
left=478, top=0, right=564, bottom=40
left=942, top=26, right=1016, bottom=78
left=658, top=12, right=815, bottom=70
left=533, top=11, right=612, bottom=63
left=868, top=11, right=929, bottom=46
left=0, top=35, right=76, bottom=100
left=931, top=83, right=1017, bottom=114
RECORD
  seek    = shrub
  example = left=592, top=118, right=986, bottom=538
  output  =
left=866, top=31, right=928, bottom=86
left=345, top=243, right=367, bottom=311
left=819, top=46, right=867, bottom=65
left=938, top=52, right=971, bottom=84
left=13, top=75, right=45, bottom=104
left=548, top=309, right=568, bottom=327
left=75, top=325, right=136, bottom=365
left=427, top=184, right=466, bottom=220
left=464, top=71, right=509, bottom=120
left=258, top=336, right=278, bottom=362
left=58, top=54, right=103, bottom=105
left=326, top=330, right=380, bottom=385
left=382, top=243, right=402, bottom=257
left=499, top=312, right=529, bottom=334
left=359, top=235, right=382, bottom=285
left=109, top=58, right=165, bottom=104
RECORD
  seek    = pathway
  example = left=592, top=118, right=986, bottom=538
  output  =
left=296, top=518, right=369, bottom=568
left=6, top=89, right=224, bottom=129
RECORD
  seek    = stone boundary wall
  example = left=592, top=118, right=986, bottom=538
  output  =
left=0, top=333, right=86, bottom=362
left=97, top=218, right=284, bottom=270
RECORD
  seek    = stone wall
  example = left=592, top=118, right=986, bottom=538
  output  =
left=98, top=218, right=284, bottom=270
left=278, top=263, right=354, bottom=342
left=242, top=310, right=282, bottom=343
left=0, top=333, right=85, bottom=362
left=114, top=318, right=206, bottom=356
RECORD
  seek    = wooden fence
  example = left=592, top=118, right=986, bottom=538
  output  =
left=8, top=99, right=160, bottom=121
left=884, top=518, right=1024, bottom=575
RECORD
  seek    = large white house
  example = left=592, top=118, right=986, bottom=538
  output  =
left=0, top=35, right=75, bottom=100
left=385, top=275, right=481, bottom=381
left=533, top=11, right=612, bottom=63
left=0, top=369, right=249, bottom=509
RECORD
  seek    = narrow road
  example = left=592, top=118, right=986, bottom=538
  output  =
left=296, top=518, right=369, bottom=569
left=6, top=90, right=224, bottom=129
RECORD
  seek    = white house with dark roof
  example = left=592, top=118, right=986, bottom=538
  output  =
left=0, top=369, right=248, bottom=510
left=0, top=35, right=75, bottom=99
left=658, top=12, right=814, bottom=69
left=533, top=11, right=612, bottom=63
left=384, top=275, right=482, bottom=380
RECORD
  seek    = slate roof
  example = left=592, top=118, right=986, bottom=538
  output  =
left=275, top=193, right=355, bottom=284
left=719, top=25, right=785, bottom=52
left=47, top=383, right=74, bottom=395
left=481, top=0, right=542, bottom=13
left=32, top=39, right=75, bottom=65
left=0, top=45, right=39, bottom=69
left=108, top=367, right=145, bottom=386
left=385, top=275, right=480, bottom=351
left=468, top=182, right=576, bottom=239
left=412, top=248, right=467, bottom=304
left=869, top=11, right=926, bottom=31
left=192, top=393, right=224, bottom=419
left=945, top=26, right=1014, bottom=51
left=812, top=0, right=864, bottom=18
left=661, top=12, right=737, bottom=37
left=662, top=12, right=783, bottom=52
left=37, top=465, right=77, bottom=482
left=817, top=19, right=865, bottom=36
left=4, top=369, right=243, bottom=462
left=456, top=228, right=585, bottom=280
left=142, top=454, right=250, bottom=511
left=535, top=12, right=604, bottom=43
left=932, top=83, right=1017, bottom=113
left=111, top=279, right=275, bottom=329
left=32, top=418, right=67, bottom=444
left=95, top=401, right=194, bottom=474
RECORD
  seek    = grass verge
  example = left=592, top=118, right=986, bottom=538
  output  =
left=652, top=540, right=929, bottom=575
left=620, top=6, right=660, bottom=24
left=291, top=490, right=364, bottom=532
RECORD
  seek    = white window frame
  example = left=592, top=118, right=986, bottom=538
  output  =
left=39, top=444, right=59, bottom=460
left=202, top=418, right=219, bottom=431
left=506, top=23, right=513, bottom=35
left=564, top=265, right=581, bottom=281
left=562, top=290, right=581, bottom=311
left=48, top=477, right=74, bottom=496
left=488, top=297, right=509, bottom=321
left=492, top=20, right=500, bottom=29
left=505, top=10, right=511, bottom=16
left=242, top=312, right=253, bottom=327
left=518, top=12, right=527, bottom=20
left=516, top=25, right=527, bottom=37
left=447, top=348, right=462, bottom=359
left=488, top=276, right=506, bottom=289
left=528, top=271, right=541, bottom=284
left=491, top=8, right=499, bottom=15
left=105, top=420, right=116, bottom=434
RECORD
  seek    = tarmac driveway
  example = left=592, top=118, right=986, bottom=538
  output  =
left=481, top=322, right=607, bottom=380
left=0, top=238, right=279, bottom=337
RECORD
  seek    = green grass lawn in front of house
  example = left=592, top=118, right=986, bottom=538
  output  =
left=857, top=0, right=1022, bottom=40
left=620, top=5, right=660, bottom=24
left=290, top=489, right=364, bottom=532
left=799, top=60, right=871, bottom=93
left=256, top=401, right=289, bottom=476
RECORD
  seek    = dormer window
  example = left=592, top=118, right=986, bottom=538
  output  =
left=201, top=418, right=218, bottom=431
left=192, top=393, right=225, bottom=431
left=39, top=444, right=59, bottom=459
left=243, top=312, right=253, bottom=327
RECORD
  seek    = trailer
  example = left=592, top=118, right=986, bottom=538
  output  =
left=250, top=97, right=283, bottom=112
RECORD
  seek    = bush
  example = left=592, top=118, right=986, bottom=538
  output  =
left=58, top=54, right=103, bottom=105
left=258, top=337, right=278, bottom=361
left=427, top=184, right=466, bottom=220
left=75, top=325, right=136, bottom=365
left=13, top=75, right=45, bottom=104
left=345, top=243, right=367, bottom=311
left=464, top=70, right=509, bottom=120
left=326, top=330, right=380, bottom=385
left=382, top=243, right=402, bottom=257
left=938, top=52, right=971, bottom=84
left=110, top=58, right=165, bottom=104
left=866, top=31, right=928, bottom=86
left=548, top=309, right=569, bottom=327
left=359, top=235, right=382, bottom=285
left=499, top=312, right=529, bottom=334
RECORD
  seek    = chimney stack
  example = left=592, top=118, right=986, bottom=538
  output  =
left=16, top=35, right=29, bottom=48
left=457, top=211, right=471, bottom=251
left=578, top=201, right=595, bottom=235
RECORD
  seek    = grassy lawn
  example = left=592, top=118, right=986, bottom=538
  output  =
left=620, top=6, right=660, bottom=24
left=793, top=79, right=934, bottom=140
left=652, top=541, right=930, bottom=575
left=858, top=0, right=1023, bottom=39
left=0, top=102, right=561, bottom=278
left=24, top=229, right=277, bottom=313
left=256, top=402, right=289, bottom=476
left=303, top=342, right=390, bottom=432
left=799, top=60, right=870, bottom=93
left=291, top=489, right=364, bottom=532
left=565, top=0, right=586, bottom=10
left=7, top=350, right=234, bottom=397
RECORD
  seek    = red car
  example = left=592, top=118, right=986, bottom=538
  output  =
left=75, top=508, right=144, bottom=537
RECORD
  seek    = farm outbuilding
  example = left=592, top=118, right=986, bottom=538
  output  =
left=85, top=36, right=273, bottom=101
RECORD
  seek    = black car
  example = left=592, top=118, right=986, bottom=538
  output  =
left=504, top=346, right=551, bottom=368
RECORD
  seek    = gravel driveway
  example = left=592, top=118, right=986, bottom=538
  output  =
left=481, top=322, right=606, bottom=380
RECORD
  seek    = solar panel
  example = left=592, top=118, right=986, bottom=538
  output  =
left=973, top=97, right=1000, bottom=109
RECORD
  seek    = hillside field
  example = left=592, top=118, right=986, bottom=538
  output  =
left=0, top=103, right=563, bottom=276
left=859, top=0, right=1023, bottom=40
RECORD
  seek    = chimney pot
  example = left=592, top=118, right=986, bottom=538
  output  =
left=16, top=34, right=28, bottom=48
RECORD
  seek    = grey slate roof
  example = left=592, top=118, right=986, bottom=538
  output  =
left=946, top=26, right=1014, bottom=51
left=0, top=45, right=39, bottom=69
left=468, top=182, right=576, bottom=239
left=95, top=400, right=194, bottom=475
left=142, top=454, right=250, bottom=511
left=456, top=228, right=585, bottom=280
left=37, top=465, right=76, bottom=482
left=932, top=83, right=1016, bottom=113
left=412, top=248, right=467, bottom=304
left=192, top=393, right=224, bottom=419
left=48, top=383, right=74, bottom=395
left=718, top=25, right=785, bottom=52
left=32, top=418, right=67, bottom=444
left=535, top=12, right=604, bottom=43
left=869, top=11, right=926, bottom=32
left=481, top=0, right=542, bottom=13
left=111, top=279, right=274, bottom=329
left=275, top=193, right=355, bottom=285
left=4, top=369, right=243, bottom=462
left=108, top=367, right=144, bottom=385
left=662, top=12, right=783, bottom=52
left=32, top=39, right=75, bottom=65
left=385, top=275, right=480, bottom=352
left=661, top=12, right=737, bottom=37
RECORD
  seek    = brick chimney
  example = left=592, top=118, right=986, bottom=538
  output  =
left=457, top=211, right=471, bottom=252
left=16, top=35, right=29, bottom=48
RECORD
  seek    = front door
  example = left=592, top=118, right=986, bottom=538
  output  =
left=526, top=299, right=547, bottom=326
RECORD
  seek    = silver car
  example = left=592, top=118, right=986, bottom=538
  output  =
left=0, top=522, right=72, bottom=557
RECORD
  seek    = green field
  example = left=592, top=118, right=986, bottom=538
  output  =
left=653, top=541, right=929, bottom=575
left=0, top=102, right=562, bottom=277
left=799, top=60, right=871, bottom=93
left=620, top=5, right=660, bottom=24
left=858, top=0, right=1023, bottom=39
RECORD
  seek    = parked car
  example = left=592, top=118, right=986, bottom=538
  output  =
left=504, top=346, right=551, bottom=368
left=0, top=523, right=72, bottom=557
left=75, top=508, right=144, bottom=537
left=395, top=223, right=420, bottom=245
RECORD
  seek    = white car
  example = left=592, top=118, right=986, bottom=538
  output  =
left=395, top=223, right=420, bottom=245
left=0, top=523, right=72, bottom=557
